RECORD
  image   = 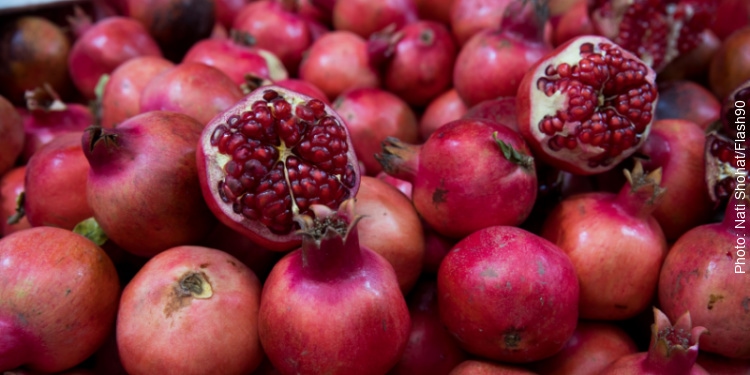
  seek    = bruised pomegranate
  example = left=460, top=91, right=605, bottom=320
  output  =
left=517, top=35, right=658, bottom=175
left=0, top=227, right=119, bottom=373
left=117, top=246, right=263, bottom=375
left=0, top=167, right=30, bottom=236
left=332, top=0, right=418, bottom=39
left=438, top=225, right=579, bottom=362
left=258, top=200, right=410, bottom=374
left=658, top=194, right=750, bottom=359
left=654, top=80, right=721, bottom=130
left=419, top=89, right=468, bottom=141
left=197, top=86, right=360, bottom=251
left=0, top=95, right=24, bottom=176
left=600, top=308, right=709, bottom=374
left=83, top=111, right=216, bottom=257
left=376, top=119, right=537, bottom=239
left=541, top=162, right=668, bottom=320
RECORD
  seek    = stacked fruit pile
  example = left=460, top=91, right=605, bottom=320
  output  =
left=0, top=0, right=748, bottom=373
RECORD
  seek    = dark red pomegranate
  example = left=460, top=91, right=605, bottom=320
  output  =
left=0, top=167, right=31, bottom=236
left=68, top=16, right=162, bottom=99
left=709, top=26, right=750, bottom=100
left=658, top=194, right=750, bottom=359
left=516, top=35, right=658, bottom=175
left=710, top=0, right=750, bottom=40
left=376, top=119, right=537, bottom=239
left=334, top=87, right=419, bottom=175
left=414, top=0, right=455, bottom=24
left=83, top=111, right=216, bottom=257
left=438, top=225, right=579, bottom=362
left=215, top=0, right=252, bottom=29
left=0, top=95, right=24, bottom=176
left=421, top=227, right=456, bottom=274
left=196, top=86, right=361, bottom=251
left=659, top=29, right=722, bottom=81
left=419, top=89, right=468, bottom=141
left=450, top=0, right=513, bottom=46
left=332, top=0, right=418, bottom=39
left=258, top=200, right=411, bottom=374
left=654, top=80, right=721, bottom=130
left=0, top=16, right=72, bottom=105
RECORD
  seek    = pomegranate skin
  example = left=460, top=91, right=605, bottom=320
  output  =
left=0, top=227, right=120, bottom=373
left=101, top=56, right=175, bottom=128
left=438, top=226, right=579, bottom=363
left=450, top=0, right=512, bottom=46
left=697, top=352, right=750, bottom=374
left=68, top=17, right=162, bottom=99
left=274, top=78, right=330, bottom=104
left=463, top=97, right=519, bottom=132
left=654, top=80, right=721, bottom=130
left=83, top=111, right=216, bottom=258
left=0, top=167, right=31, bottom=236
left=709, top=26, right=750, bottom=100
left=449, top=360, right=537, bottom=375
left=332, top=0, right=418, bottom=39
left=419, top=89, right=468, bottom=141
left=139, top=62, right=244, bottom=126
left=0, top=95, right=25, bottom=176
left=602, top=353, right=709, bottom=375
left=117, top=246, right=264, bottom=375
left=18, top=102, right=93, bottom=162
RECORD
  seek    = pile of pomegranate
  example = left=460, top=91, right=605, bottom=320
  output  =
left=1, top=0, right=749, bottom=373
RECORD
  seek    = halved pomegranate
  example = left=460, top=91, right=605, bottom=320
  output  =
left=197, top=85, right=360, bottom=251
left=705, top=131, right=745, bottom=205
left=517, top=35, right=658, bottom=175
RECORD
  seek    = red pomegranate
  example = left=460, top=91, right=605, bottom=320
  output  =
left=551, top=0, right=594, bottom=46
left=332, top=0, right=418, bottom=39
left=0, top=167, right=31, bottom=236
left=463, top=97, right=519, bottom=132
left=659, top=30, right=722, bottom=81
left=709, top=26, right=750, bottom=100
left=0, top=95, right=24, bottom=176
left=710, top=0, right=750, bottom=40
left=419, top=89, right=468, bottom=141
left=449, top=360, right=537, bottom=375
left=654, top=80, right=721, bottom=130
left=450, top=0, right=513, bottom=46
left=199, top=223, right=282, bottom=281
left=413, top=0, right=455, bottom=24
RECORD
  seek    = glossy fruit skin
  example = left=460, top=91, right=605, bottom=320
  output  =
left=0, top=95, right=25, bottom=176
left=0, top=227, right=120, bottom=373
left=709, top=26, right=750, bottom=100
left=450, top=0, right=513, bottom=46
left=449, top=360, right=537, bottom=375
left=438, top=226, right=579, bottom=363
left=117, top=246, right=264, bottom=375
left=332, top=0, right=418, bottom=39
left=419, top=89, right=468, bottom=141
left=654, top=80, right=721, bottom=130
left=0, top=167, right=31, bottom=236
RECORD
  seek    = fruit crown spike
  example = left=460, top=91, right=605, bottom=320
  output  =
left=645, top=308, right=707, bottom=374
left=618, top=159, right=666, bottom=218
left=367, top=24, right=404, bottom=69
left=493, top=132, right=535, bottom=170
left=500, top=0, right=550, bottom=42
left=25, top=83, right=67, bottom=111
left=374, top=137, right=420, bottom=183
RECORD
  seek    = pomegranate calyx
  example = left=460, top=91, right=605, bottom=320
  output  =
left=241, top=74, right=272, bottom=95
left=72, top=217, right=109, bottom=246
left=646, top=308, right=707, bottom=374
left=375, top=137, right=420, bottom=183
left=229, top=29, right=257, bottom=47
left=24, top=84, right=67, bottom=112
left=6, top=192, right=25, bottom=225
left=85, top=126, right=119, bottom=154
left=66, top=5, right=93, bottom=38
left=177, top=271, right=213, bottom=299
left=494, top=131, right=535, bottom=170
left=367, top=24, right=404, bottom=69
left=501, top=0, right=550, bottom=42
left=618, top=160, right=666, bottom=217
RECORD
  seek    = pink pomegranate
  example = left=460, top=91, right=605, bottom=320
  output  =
left=375, top=170, right=413, bottom=198
left=258, top=200, right=411, bottom=374
left=83, top=111, right=216, bottom=257
left=274, top=78, right=330, bottom=104
left=551, top=0, right=594, bottom=46
left=117, top=246, right=264, bottom=375
left=654, top=80, right=721, bottom=130
left=299, top=31, right=380, bottom=100
left=376, top=118, right=537, bottom=239
left=199, top=223, right=282, bottom=281
left=139, top=62, right=244, bottom=125
left=541, top=162, right=668, bottom=320
left=101, top=56, right=174, bottom=128
left=419, top=89, right=468, bottom=141
left=368, top=21, right=457, bottom=107
left=450, top=0, right=513, bottom=46
left=0, top=227, right=120, bottom=373
left=600, top=308, right=709, bottom=374
left=68, top=16, right=162, bottom=99
left=453, top=0, right=552, bottom=107
left=24, top=132, right=93, bottom=230
left=334, top=87, right=419, bottom=175
left=0, top=167, right=31, bottom=236
left=449, top=361, right=537, bottom=375
left=516, top=35, right=658, bottom=175
left=463, top=97, right=519, bottom=132
left=332, top=0, right=418, bottom=38
left=658, top=194, right=750, bottom=359
left=0, top=95, right=24, bottom=176
left=438, top=225, right=579, bottom=362
left=196, top=86, right=361, bottom=251
left=354, top=176, right=424, bottom=293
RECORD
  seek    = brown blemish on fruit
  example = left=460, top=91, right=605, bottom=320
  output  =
left=199, top=263, right=209, bottom=268
left=707, top=294, right=724, bottom=310
left=504, top=329, right=522, bottom=349
left=163, top=271, right=213, bottom=318
left=433, top=187, right=447, bottom=205
left=227, top=259, right=238, bottom=268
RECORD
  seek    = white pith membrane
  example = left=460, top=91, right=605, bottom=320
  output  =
left=705, top=132, right=746, bottom=203
left=257, top=49, right=289, bottom=82
left=528, top=37, right=657, bottom=174
left=201, top=87, right=357, bottom=235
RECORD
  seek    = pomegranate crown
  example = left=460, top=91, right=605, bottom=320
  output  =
left=293, top=199, right=362, bottom=248
left=646, top=308, right=707, bottom=372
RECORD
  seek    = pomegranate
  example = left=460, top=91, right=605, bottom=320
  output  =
left=182, top=32, right=289, bottom=87
left=18, top=85, right=93, bottom=161
left=233, top=1, right=313, bottom=75
left=258, top=200, right=410, bottom=374
left=390, top=279, right=467, bottom=375
left=697, top=352, right=750, bottom=374
left=711, top=0, right=750, bottom=40
left=119, top=0, right=215, bottom=61
left=709, top=26, right=750, bottom=100
left=199, top=223, right=282, bottom=281
left=139, top=62, right=244, bottom=126
left=453, top=0, right=552, bottom=107
left=354, top=176, right=424, bottom=293
left=298, top=31, right=380, bottom=100
left=0, top=167, right=31, bottom=236
left=0, top=16, right=72, bottom=105
left=334, top=88, right=419, bottom=175
left=274, top=78, right=330, bottom=104
left=551, top=0, right=594, bottom=47
left=438, top=225, right=579, bottom=362
left=529, top=322, right=638, bottom=375
left=463, top=97, right=519, bottom=132
left=658, top=194, right=750, bottom=359
left=376, top=118, right=537, bottom=239
left=414, top=0, right=455, bottom=24
left=705, top=132, right=745, bottom=205
left=422, top=227, right=456, bottom=274
left=332, top=0, right=418, bottom=39
left=24, top=132, right=93, bottom=230
left=450, top=0, right=513, bottom=46
left=541, top=162, right=668, bottom=320
left=637, top=119, right=714, bottom=240
left=588, top=0, right=719, bottom=72
left=449, top=361, right=537, bottom=375
left=659, top=30, right=722, bottom=81
left=419, top=89, right=468, bottom=141
left=0, top=95, right=24, bottom=176
left=117, top=246, right=264, bottom=375
left=196, top=86, right=360, bottom=251
left=600, top=308, right=709, bottom=374
left=83, top=111, right=216, bottom=257
left=722, top=78, right=750, bottom=138
left=101, top=56, right=174, bottom=128
left=215, top=0, right=252, bottom=29
left=375, top=170, right=413, bottom=198
left=654, top=80, right=721, bottom=130
left=368, top=21, right=457, bottom=107
left=516, top=35, right=658, bottom=175
left=0, top=227, right=119, bottom=373
left=68, top=16, right=162, bottom=99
